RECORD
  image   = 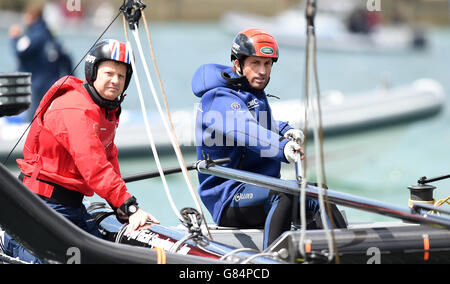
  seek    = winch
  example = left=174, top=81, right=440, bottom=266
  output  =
left=0, top=72, right=31, bottom=117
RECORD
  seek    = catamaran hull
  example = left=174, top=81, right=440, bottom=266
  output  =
left=89, top=202, right=450, bottom=264
left=268, top=222, right=450, bottom=264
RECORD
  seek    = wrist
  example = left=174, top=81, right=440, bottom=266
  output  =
left=285, top=128, right=304, bottom=144
left=279, top=124, right=293, bottom=136
left=120, top=196, right=140, bottom=216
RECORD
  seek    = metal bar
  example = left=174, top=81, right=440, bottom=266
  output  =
left=419, top=174, right=450, bottom=184
left=196, top=161, right=450, bottom=229
left=123, top=158, right=230, bottom=183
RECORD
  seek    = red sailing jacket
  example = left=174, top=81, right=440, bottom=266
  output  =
left=16, top=76, right=131, bottom=208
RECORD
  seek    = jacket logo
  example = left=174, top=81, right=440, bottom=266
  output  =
left=233, top=192, right=254, bottom=202
left=247, top=99, right=259, bottom=110
left=230, top=102, right=241, bottom=111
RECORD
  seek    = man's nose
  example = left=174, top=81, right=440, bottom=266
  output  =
left=110, top=74, right=120, bottom=84
left=257, top=65, right=267, bottom=75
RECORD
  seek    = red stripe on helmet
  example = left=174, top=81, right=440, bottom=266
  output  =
left=117, top=42, right=125, bottom=63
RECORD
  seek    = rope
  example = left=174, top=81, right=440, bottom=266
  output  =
left=309, top=25, right=339, bottom=263
left=429, top=196, right=449, bottom=215
left=409, top=196, right=450, bottom=216
left=125, top=38, right=183, bottom=221
left=138, top=10, right=212, bottom=239
left=435, top=196, right=450, bottom=207
left=123, top=12, right=214, bottom=231
left=299, top=1, right=338, bottom=262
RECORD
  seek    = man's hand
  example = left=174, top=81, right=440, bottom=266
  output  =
left=285, top=129, right=305, bottom=145
left=125, top=209, right=159, bottom=236
left=283, top=140, right=304, bottom=163
left=8, top=25, right=21, bottom=38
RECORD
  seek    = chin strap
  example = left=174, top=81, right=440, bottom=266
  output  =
left=83, top=82, right=123, bottom=119
left=221, top=72, right=248, bottom=87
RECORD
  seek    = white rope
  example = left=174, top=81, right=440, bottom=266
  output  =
left=308, top=25, right=334, bottom=262
left=129, top=25, right=207, bottom=221
left=298, top=25, right=335, bottom=262
left=298, top=161, right=307, bottom=257
left=310, top=102, right=334, bottom=262
left=126, top=40, right=182, bottom=221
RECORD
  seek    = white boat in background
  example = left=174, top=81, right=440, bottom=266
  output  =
left=273, top=78, right=445, bottom=135
left=220, top=5, right=428, bottom=53
left=115, top=78, right=446, bottom=155
left=0, top=78, right=444, bottom=159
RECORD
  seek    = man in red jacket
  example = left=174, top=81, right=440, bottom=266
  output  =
left=3, top=39, right=158, bottom=263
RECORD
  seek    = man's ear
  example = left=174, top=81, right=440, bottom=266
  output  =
left=233, top=59, right=239, bottom=69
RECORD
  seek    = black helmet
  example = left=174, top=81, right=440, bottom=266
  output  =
left=85, top=39, right=133, bottom=92
left=231, top=28, right=279, bottom=63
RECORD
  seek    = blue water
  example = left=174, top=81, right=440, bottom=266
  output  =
left=1, top=21, right=449, bottom=226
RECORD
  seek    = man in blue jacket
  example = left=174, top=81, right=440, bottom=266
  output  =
left=192, top=28, right=320, bottom=249
left=9, top=3, right=72, bottom=122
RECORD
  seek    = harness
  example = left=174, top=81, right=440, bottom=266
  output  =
left=19, top=173, right=84, bottom=208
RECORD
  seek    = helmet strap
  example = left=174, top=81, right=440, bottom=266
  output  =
left=237, top=58, right=246, bottom=76
left=83, top=82, right=123, bottom=119
left=221, top=72, right=248, bottom=87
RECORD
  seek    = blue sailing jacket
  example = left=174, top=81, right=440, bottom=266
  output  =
left=10, top=19, right=72, bottom=121
left=192, top=63, right=293, bottom=223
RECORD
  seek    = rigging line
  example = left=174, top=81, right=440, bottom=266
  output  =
left=125, top=39, right=182, bottom=221
left=2, top=9, right=123, bottom=165
left=298, top=29, right=310, bottom=258
left=128, top=20, right=214, bottom=237
left=310, top=21, right=340, bottom=264
left=306, top=25, right=335, bottom=264
left=128, top=25, right=188, bottom=219
left=129, top=25, right=204, bottom=225
left=298, top=0, right=315, bottom=259
left=299, top=0, right=338, bottom=263
left=122, top=11, right=183, bottom=222
left=139, top=10, right=212, bottom=239
left=298, top=164, right=308, bottom=257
